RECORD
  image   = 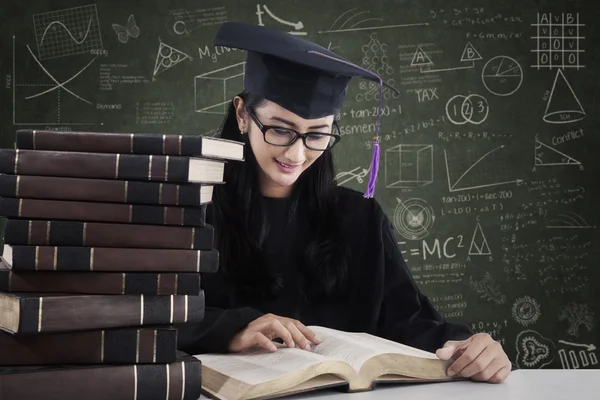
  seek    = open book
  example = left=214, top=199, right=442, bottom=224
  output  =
left=196, top=326, right=460, bottom=400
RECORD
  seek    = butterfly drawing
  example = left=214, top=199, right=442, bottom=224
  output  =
left=113, top=14, right=140, bottom=43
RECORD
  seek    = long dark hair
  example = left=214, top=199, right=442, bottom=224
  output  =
left=211, top=90, right=350, bottom=303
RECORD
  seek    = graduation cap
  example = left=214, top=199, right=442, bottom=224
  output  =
left=213, top=22, right=399, bottom=198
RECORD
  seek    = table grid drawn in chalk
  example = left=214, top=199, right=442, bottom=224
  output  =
left=385, top=144, right=433, bottom=188
left=11, top=35, right=99, bottom=127
left=481, top=55, right=524, bottom=96
left=543, top=69, right=586, bottom=124
left=411, top=42, right=482, bottom=74
left=531, top=12, right=585, bottom=70
left=32, top=4, right=103, bottom=60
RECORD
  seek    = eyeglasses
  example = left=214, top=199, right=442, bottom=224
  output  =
left=246, top=107, right=341, bottom=151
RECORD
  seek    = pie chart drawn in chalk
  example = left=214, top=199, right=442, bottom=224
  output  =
left=393, top=198, right=435, bottom=241
left=482, top=56, right=523, bottom=96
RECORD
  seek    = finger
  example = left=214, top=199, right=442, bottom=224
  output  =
left=291, top=321, right=321, bottom=345
left=265, top=319, right=295, bottom=349
left=436, top=338, right=471, bottom=360
left=488, top=364, right=511, bottom=383
left=253, top=332, right=278, bottom=352
left=458, top=345, right=497, bottom=378
left=283, top=321, right=313, bottom=351
left=471, top=356, right=509, bottom=382
left=448, top=338, right=487, bottom=376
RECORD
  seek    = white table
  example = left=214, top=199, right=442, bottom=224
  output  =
left=281, top=370, right=600, bottom=400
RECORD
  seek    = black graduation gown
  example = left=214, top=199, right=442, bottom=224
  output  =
left=176, top=186, right=473, bottom=355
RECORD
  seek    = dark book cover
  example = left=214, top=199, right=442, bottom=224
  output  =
left=0, top=260, right=201, bottom=295
left=0, top=174, right=214, bottom=207
left=0, top=326, right=177, bottom=365
left=0, top=197, right=207, bottom=227
left=3, top=219, right=214, bottom=250
left=0, top=351, right=202, bottom=400
left=0, top=291, right=205, bottom=334
left=2, top=244, right=219, bottom=273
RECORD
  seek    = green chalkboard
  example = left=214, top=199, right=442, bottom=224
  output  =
left=1, top=0, right=599, bottom=369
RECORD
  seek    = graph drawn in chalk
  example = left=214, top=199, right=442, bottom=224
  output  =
left=412, top=42, right=481, bottom=74
left=256, top=4, right=306, bottom=35
left=444, top=146, right=522, bottom=192
left=320, top=7, right=428, bottom=33
left=482, top=56, right=523, bottom=96
left=534, top=139, right=583, bottom=170
left=393, top=198, right=435, bottom=241
left=468, top=222, right=491, bottom=256
left=545, top=212, right=596, bottom=229
left=153, top=39, right=192, bottom=78
left=33, top=4, right=102, bottom=60
left=195, top=62, right=245, bottom=114
left=12, top=35, right=99, bottom=126
left=559, top=347, right=598, bottom=369
left=543, top=69, right=586, bottom=123
left=356, top=33, right=398, bottom=102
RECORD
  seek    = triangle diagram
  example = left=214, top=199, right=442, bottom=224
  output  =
left=534, top=140, right=581, bottom=166
left=153, top=42, right=191, bottom=77
left=460, top=42, right=482, bottom=61
left=543, top=69, right=586, bottom=124
left=411, top=46, right=433, bottom=66
left=468, top=222, right=491, bottom=255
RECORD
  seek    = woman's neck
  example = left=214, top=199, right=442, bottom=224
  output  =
left=258, top=171, right=293, bottom=198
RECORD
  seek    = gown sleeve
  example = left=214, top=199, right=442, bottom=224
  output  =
left=375, top=207, right=474, bottom=353
left=176, top=306, right=264, bottom=354
left=176, top=272, right=265, bottom=355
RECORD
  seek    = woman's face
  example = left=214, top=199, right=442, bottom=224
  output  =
left=235, top=98, right=334, bottom=198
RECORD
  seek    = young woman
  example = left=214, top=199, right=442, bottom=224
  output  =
left=177, top=22, right=512, bottom=383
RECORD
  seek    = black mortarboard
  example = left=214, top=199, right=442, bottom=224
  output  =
left=212, top=22, right=399, bottom=197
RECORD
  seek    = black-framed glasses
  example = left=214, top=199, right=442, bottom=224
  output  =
left=247, top=107, right=341, bottom=151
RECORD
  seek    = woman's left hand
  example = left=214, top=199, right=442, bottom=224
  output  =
left=435, top=333, right=512, bottom=383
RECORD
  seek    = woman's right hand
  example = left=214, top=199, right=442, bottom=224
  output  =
left=228, top=313, right=321, bottom=353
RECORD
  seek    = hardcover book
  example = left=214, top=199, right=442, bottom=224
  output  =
left=0, top=326, right=178, bottom=365
left=0, top=291, right=205, bottom=334
left=2, top=244, right=219, bottom=273
left=0, top=351, right=202, bottom=400
left=0, top=260, right=201, bottom=295
left=15, top=129, right=244, bottom=161
left=198, top=326, right=461, bottom=400
left=0, top=174, right=214, bottom=207
left=0, top=148, right=225, bottom=183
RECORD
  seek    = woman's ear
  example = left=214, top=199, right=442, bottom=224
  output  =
left=233, top=96, right=247, bottom=133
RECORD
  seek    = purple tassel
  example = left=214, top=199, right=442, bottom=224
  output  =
left=364, top=138, right=380, bottom=198
left=306, top=49, right=386, bottom=198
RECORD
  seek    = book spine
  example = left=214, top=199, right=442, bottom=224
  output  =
left=0, top=198, right=206, bottom=227
left=0, top=327, right=177, bottom=365
left=16, top=129, right=204, bottom=156
left=14, top=292, right=204, bottom=333
left=4, top=219, right=214, bottom=250
left=0, top=148, right=192, bottom=183
left=0, top=356, right=202, bottom=400
left=9, top=245, right=219, bottom=273
left=0, top=270, right=201, bottom=295
left=0, top=175, right=208, bottom=206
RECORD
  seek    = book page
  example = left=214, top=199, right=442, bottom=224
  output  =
left=196, top=345, right=330, bottom=386
left=307, top=326, right=438, bottom=371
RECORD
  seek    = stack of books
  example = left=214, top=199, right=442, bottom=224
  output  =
left=0, top=129, right=244, bottom=400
